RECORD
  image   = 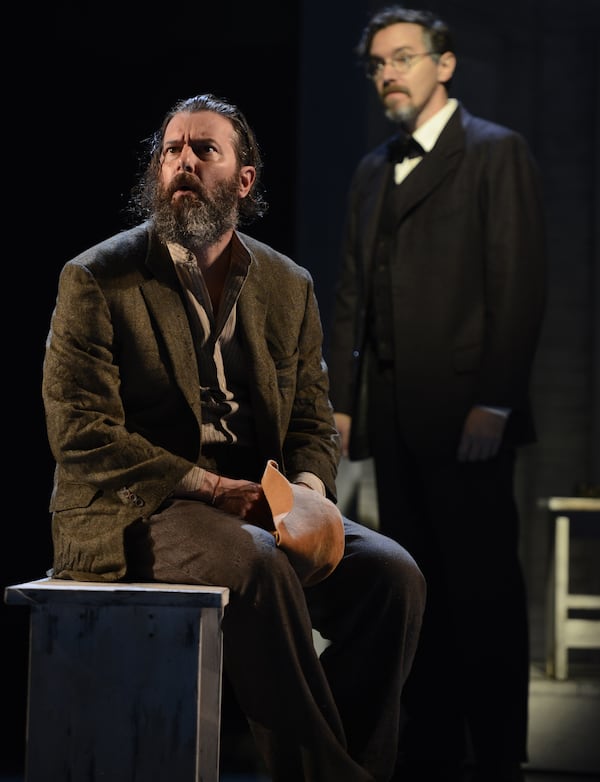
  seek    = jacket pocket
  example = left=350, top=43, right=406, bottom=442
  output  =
left=50, top=482, right=101, bottom=512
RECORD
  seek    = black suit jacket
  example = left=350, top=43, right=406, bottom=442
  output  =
left=327, top=104, right=546, bottom=457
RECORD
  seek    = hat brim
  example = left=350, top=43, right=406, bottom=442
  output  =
left=261, top=459, right=345, bottom=586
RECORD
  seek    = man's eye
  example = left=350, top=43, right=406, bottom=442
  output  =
left=193, top=143, right=217, bottom=155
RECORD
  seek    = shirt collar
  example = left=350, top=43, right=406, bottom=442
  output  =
left=167, top=241, right=195, bottom=266
left=413, top=98, right=458, bottom=153
left=167, top=232, right=251, bottom=276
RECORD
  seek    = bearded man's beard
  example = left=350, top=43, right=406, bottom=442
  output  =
left=152, top=173, right=241, bottom=248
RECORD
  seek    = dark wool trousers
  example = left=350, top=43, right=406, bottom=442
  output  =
left=368, top=359, right=530, bottom=780
left=125, top=497, right=425, bottom=782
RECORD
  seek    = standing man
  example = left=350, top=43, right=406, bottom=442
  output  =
left=327, top=7, right=546, bottom=782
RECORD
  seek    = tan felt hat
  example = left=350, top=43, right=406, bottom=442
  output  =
left=261, top=459, right=345, bottom=586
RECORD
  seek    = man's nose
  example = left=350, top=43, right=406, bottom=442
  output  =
left=177, top=146, right=195, bottom=172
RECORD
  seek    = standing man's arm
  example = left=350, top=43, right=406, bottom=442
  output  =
left=459, top=131, right=546, bottom=461
left=327, top=163, right=374, bottom=457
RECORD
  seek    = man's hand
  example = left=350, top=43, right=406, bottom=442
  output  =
left=212, top=476, right=272, bottom=527
left=457, top=407, right=507, bottom=462
left=334, top=412, right=352, bottom=457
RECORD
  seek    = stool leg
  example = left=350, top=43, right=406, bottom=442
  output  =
left=545, top=537, right=556, bottom=678
left=554, top=515, right=570, bottom=680
left=196, top=605, right=225, bottom=782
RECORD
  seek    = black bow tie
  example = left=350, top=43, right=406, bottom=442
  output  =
left=388, top=135, right=425, bottom=163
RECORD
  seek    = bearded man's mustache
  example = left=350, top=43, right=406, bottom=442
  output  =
left=165, top=172, right=204, bottom=198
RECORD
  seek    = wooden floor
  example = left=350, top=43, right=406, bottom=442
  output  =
left=523, top=661, right=599, bottom=780
left=2, top=662, right=598, bottom=781
left=217, top=660, right=600, bottom=781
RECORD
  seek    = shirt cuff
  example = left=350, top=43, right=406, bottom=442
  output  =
left=290, top=471, right=326, bottom=496
left=478, top=405, right=510, bottom=418
left=173, top=466, right=207, bottom=497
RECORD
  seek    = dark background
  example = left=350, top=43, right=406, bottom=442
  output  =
left=3, top=0, right=599, bottom=773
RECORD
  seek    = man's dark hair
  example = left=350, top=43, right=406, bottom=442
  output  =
left=356, top=6, right=454, bottom=82
left=131, top=93, right=268, bottom=225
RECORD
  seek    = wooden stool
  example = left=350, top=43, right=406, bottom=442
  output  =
left=543, top=497, right=600, bottom=680
left=4, top=578, right=229, bottom=782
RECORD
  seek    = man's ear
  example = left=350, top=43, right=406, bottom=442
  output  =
left=437, top=51, right=457, bottom=85
left=239, top=166, right=256, bottom=198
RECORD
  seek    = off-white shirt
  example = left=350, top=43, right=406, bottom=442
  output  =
left=394, top=98, right=458, bottom=184
left=168, top=238, right=325, bottom=496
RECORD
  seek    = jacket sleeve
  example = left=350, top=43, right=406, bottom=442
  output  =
left=326, top=161, right=369, bottom=415
left=477, top=130, right=547, bottom=409
left=42, top=260, right=195, bottom=517
left=282, top=272, right=341, bottom=498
